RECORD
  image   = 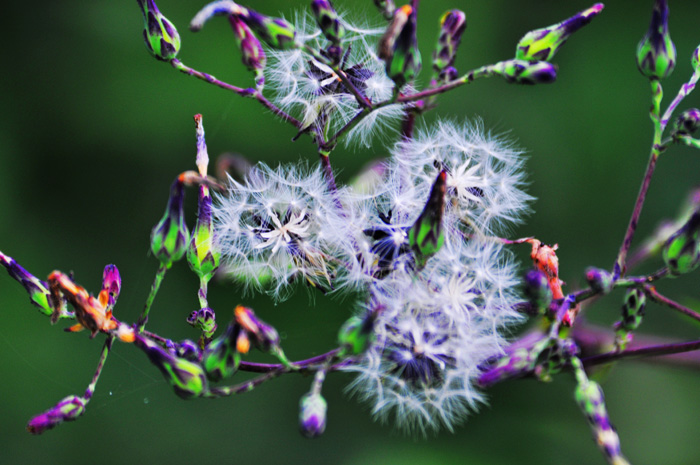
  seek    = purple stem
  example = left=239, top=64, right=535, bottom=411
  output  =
left=582, top=339, right=700, bottom=367
left=644, top=285, right=700, bottom=323
left=239, top=349, right=341, bottom=374
left=170, top=59, right=301, bottom=128
left=84, top=334, right=114, bottom=401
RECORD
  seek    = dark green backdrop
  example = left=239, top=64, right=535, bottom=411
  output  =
left=1, top=1, right=699, bottom=464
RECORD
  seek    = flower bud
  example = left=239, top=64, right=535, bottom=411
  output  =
left=229, top=15, right=266, bottom=87
left=378, top=5, right=422, bottom=87
left=515, top=4, right=603, bottom=62
left=299, top=392, right=327, bottom=438
left=234, top=305, right=280, bottom=352
left=202, top=321, right=243, bottom=382
left=408, top=170, right=447, bottom=269
left=151, top=176, right=190, bottom=268
left=0, top=251, right=54, bottom=317
left=137, top=0, right=181, bottom=61
left=522, top=269, right=552, bottom=314
left=496, top=60, right=557, bottom=85
left=99, top=264, right=121, bottom=312
left=191, top=2, right=297, bottom=51
left=311, top=0, right=345, bottom=45
left=662, top=210, right=700, bottom=276
left=614, top=288, right=646, bottom=349
left=26, top=395, right=86, bottom=434
left=175, top=339, right=202, bottom=362
left=337, top=307, right=379, bottom=356
left=187, top=307, right=218, bottom=340
left=134, top=334, right=208, bottom=399
left=671, top=109, right=700, bottom=138
left=636, top=0, right=676, bottom=80
left=188, top=185, right=220, bottom=281
left=575, top=380, right=628, bottom=464
left=585, top=267, right=613, bottom=295
left=693, top=44, right=700, bottom=70
left=432, top=10, right=466, bottom=75
left=373, top=0, right=395, bottom=21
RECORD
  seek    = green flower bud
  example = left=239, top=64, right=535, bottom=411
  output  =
left=337, top=307, right=379, bottom=357
left=672, top=109, right=700, bottom=138
left=433, top=10, right=466, bottom=75
left=191, top=1, right=297, bottom=51
left=311, top=0, right=345, bottom=45
left=515, top=4, right=603, bottom=62
left=187, top=186, right=220, bottom=281
left=26, top=395, right=86, bottom=435
left=0, top=251, right=54, bottom=317
left=187, top=307, right=218, bottom=340
left=636, top=0, right=676, bottom=80
left=137, top=0, right=181, bottom=61
left=202, top=321, right=243, bottom=382
left=662, top=210, right=700, bottom=276
left=495, top=59, right=557, bottom=85
left=614, top=287, right=646, bottom=349
left=151, top=176, right=190, bottom=268
left=299, top=392, right=327, bottom=438
left=408, top=170, right=447, bottom=270
left=523, top=269, right=552, bottom=314
left=693, top=44, right=700, bottom=70
left=378, top=5, right=422, bottom=87
left=134, top=334, right=208, bottom=399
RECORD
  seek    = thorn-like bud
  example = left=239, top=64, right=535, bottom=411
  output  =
left=136, top=0, right=181, bottom=61
left=522, top=269, right=552, bottom=314
left=134, top=334, right=208, bottom=398
left=408, top=170, right=447, bottom=269
left=299, top=392, right=327, bottom=438
left=151, top=176, right=190, bottom=268
left=662, top=209, right=700, bottom=276
left=338, top=306, right=380, bottom=356
left=378, top=5, right=422, bottom=88
left=495, top=59, right=557, bottom=85
left=0, top=251, right=55, bottom=317
left=432, top=10, right=466, bottom=77
left=515, top=4, right=604, bottom=62
left=373, top=0, right=395, bottom=21
left=191, top=1, right=297, bottom=51
left=311, top=0, right=345, bottom=45
left=575, top=380, right=629, bottom=465
left=585, top=267, right=613, bottom=295
left=26, top=395, right=86, bottom=435
left=202, top=321, right=243, bottom=381
left=671, top=108, right=700, bottom=138
left=187, top=307, right=218, bottom=341
left=614, top=287, right=646, bottom=349
left=229, top=15, right=266, bottom=88
left=636, top=0, right=676, bottom=80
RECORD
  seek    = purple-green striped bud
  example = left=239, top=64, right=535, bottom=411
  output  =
left=26, top=395, right=86, bottom=435
left=672, top=108, right=700, bottom=138
left=693, top=44, right=700, bottom=70
left=585, top=267, right=613, bottom=295
left=636, top=0, right=676, bottom=80
left=523, top=269, right=552, bottom=314
left=311, top=0, right=345, bottom=45
left=174, top=339, right=202, bottom=362
left=614, top=287, right=646, bottom=349
left=662, top=210, right=700, bottom=276
left=202, top=321, right=243, bottom=382
left=373, top=0, right=395, bottom=21
left=187, top=307, right=218, bottom=341
left=229, top=15, right=266, bottom=87
left=299, top=392, right=327, bottom=438
left=432, top=10, right=466, bottom=75
left=575, top=380, right=629, bottom=464
left=408, top=170, right=447, bottom=269
left=151, top=176, right=190, bottom=268
left=495, top=59, right=557, bottom=85
left=188, top=186, right=220, bottom=281
left=0, top=251, right=54, bottom=317
left=338, top=307, right=379, bottom=356
left=378, top=5, right=422, bottom=87
left=134, top=334, right=208, bottom=399
left=515, top=4, right=603, bottom=62
left=190, top=2, right=297, bottom=51
left=136, top=0, right=181, bottom=61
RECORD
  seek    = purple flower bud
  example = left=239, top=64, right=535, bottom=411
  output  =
left=522, top=269, right=552, bottom=313
left=136, top=0, right=181, bottom=61
left=299, top=392, right=327, bottom=438
left=585, top=267, right=612, bottom=294
left=0, top=251, right=53, bottom=316
left=637, top=0, right=676, bottom=79
left=234, top=305, right=280, bottom=351
left=433, top=10, right=467, bottom=74
left=311, top=0, right=345, bottom=45
left=151, top=176, right=190, bottom=268
left=26, top=395, right=86, bottom=435
left=496, top=60, right=557, bottom=85
left=672, top=108, right=700, bottom=138
left=101, top=264, right=121, bottom=310
left=228, top=15, right=267, bottom=86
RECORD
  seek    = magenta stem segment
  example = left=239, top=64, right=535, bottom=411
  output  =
left=84, top=334, right=115, bottom=401
left=582, top=339, right=700, bottom=367
left=644, top=285, right=700, bottom=323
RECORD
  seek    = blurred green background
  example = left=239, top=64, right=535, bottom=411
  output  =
left=1, top=1, right=700, bottom=464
